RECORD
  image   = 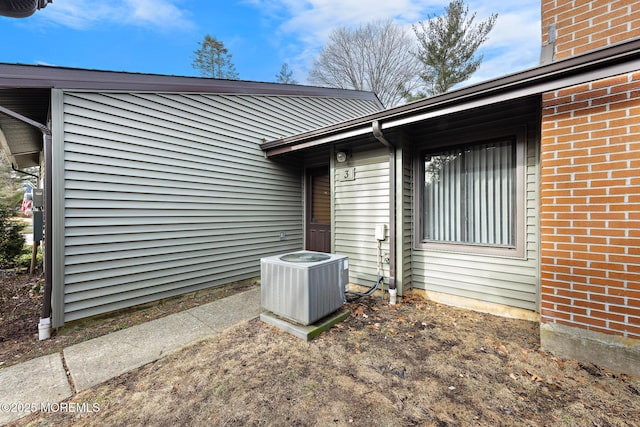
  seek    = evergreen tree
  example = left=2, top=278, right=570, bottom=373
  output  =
left=0, top=150, right=29, bottom=209
left=412, top=0, right=497, bottom=98
left=275, top=63, right=297, bottom=84
left=0, top=152, right=26, bottom=268
left=0, top=206, right=24, bottom=269
left=192, top=34, right=239, bottom=80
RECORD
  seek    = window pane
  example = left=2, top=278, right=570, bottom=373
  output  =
left=423, top=140, right=515, bottom=246
left=311, top=174, right=331, bottom=224
left=424, top=151, right=463, bottom=241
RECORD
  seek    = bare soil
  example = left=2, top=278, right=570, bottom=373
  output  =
left=0, top=270, right=257, bottom=369
left=7, top=286, right=640, bottom=426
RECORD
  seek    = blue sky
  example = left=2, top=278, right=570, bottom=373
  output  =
left=0, top=0, right=541, bottom=87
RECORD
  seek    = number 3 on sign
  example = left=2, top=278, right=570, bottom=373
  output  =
left=339, top=167, right=356, bottom=181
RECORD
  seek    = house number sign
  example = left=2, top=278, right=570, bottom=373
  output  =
left=338, top=167, right=356, bottom=181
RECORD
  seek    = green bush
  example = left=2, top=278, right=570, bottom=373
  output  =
left=16, top=245, right=43, bottom=269
left=0, top=207, right=25, bottom=269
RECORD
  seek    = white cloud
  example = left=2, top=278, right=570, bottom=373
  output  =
left=38, top=0, right=115, bottom=29
left=466, top=0, right=542, bottom=85
left=34, top=60, right=57, bottom=66
left=40, top=0, right=194, bottom=31
left=123, top=0, right=193, bottom=29
left=245, top=0, right=541, bottom=85
left=252, top=0, right=443, bottom=48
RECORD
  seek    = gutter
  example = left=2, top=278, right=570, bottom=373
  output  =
left=0, top=63, right=381, bottom=101
left=371, top=121, right=396, bottom=294
left=0, top=104, right=53, bottom=340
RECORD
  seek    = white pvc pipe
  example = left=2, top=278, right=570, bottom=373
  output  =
left=38, top=317, right=51, bottom=340
left=389, top=288, right=397, bottom=305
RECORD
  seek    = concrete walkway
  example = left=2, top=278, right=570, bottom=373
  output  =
left=0, top=287, right=262, bottom=425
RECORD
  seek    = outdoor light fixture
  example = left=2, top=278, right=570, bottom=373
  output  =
left=336, top=151, right=347, bottom=163
left=0, top=0, right=51, bottom=18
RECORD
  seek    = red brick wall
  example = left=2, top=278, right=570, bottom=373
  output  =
left=542, top=0, right=640, bottom=61
left=540, top=71, right=640, bottom=339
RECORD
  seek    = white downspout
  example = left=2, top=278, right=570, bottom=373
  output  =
left=372, top=120, right=397, bottom=301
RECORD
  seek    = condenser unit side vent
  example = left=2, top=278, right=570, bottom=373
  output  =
left=260, top=251, right=348, bottom=325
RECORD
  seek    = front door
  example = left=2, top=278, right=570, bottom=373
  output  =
left=306, top=167, right=331, bottom=252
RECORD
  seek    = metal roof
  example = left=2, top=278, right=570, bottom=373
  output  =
left=0, top=63, right=382, bottom=168
left=262, top=37, right=640, bottom=157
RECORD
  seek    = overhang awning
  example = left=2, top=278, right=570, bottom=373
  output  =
left=261, top=37, right=640, bottom=157
left=0, top=88, right=50, bottom=168
left=0, top=62, right=381, bottom=169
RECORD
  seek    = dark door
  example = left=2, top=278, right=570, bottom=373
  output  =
left=306, top=167, right=331, bottom=252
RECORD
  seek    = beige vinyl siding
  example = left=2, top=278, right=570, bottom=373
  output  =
left=55, top=91, right=380, bottom=325
left=411, top=132, right=540, bottom=311
left=400, top=149, right=413, bottom=292
left=334, top=145, right=391, bottom=287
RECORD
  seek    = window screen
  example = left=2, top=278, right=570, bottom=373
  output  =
left=423, top=139, right=516, bottom=247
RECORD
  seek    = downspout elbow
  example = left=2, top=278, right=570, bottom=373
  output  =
left=11, top=163, right=40, bottom=184
left=372, top=120, right=394, bottom=148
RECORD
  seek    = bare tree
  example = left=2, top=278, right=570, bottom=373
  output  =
left=192, top=34, right=239, bottom=80
left=412, top=0, right=497, bottom=98
left=308, top=20, right=422, bottom=107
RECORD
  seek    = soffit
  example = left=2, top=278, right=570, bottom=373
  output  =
left=0, top=63, right=382, bottom=168
left=0, top=88, right=50, bottom=168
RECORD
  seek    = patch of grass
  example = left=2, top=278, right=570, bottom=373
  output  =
left=11, top=294, right=640, bottom=427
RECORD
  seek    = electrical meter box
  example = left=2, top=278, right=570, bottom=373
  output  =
left=32, top=189, right=44, bottom=208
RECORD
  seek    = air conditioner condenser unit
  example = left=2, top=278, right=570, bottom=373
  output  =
left=260, top=251, right=348, bottom=325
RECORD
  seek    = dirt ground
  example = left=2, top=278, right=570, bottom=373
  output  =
left=0, top=270, right=257, bottom=369
left=5, top=275, right=640, bottom=427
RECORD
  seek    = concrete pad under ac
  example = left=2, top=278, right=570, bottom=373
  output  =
left=261, top=309, right=350, bottom=341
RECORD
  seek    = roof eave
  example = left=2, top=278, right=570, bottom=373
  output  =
left=0, top=63, right=381, bottom=102
left=262, top=37, right=640, bottom=157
